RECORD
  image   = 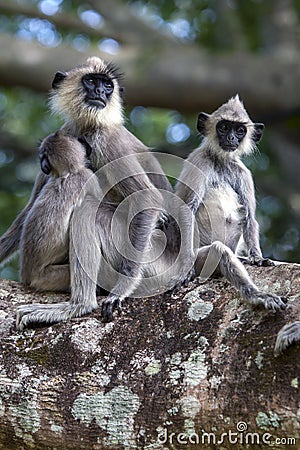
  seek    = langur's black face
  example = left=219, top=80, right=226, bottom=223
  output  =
left=81, top=74, right=114, bottom=110
left=216, top=120, right=247, bottom=152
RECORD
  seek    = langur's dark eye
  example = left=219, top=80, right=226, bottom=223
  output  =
left=104, top=81, right=113, bottom=92
left=236, top=126, right=247, bottom=137
left=217, top=121, right=229, bottom=133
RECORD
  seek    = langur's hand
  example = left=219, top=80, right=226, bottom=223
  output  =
left=244, top=254, right=275, bottom=267
left=102, top=294, right=123, bottom=322
left=39, top=148, right=51, bottom=174
left=156, top=210, right=170, bottom=230
left=78, top=135, right=93, bottom=158
left=174, top=267, right=196, bottom=291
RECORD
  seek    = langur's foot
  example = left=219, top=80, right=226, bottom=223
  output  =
left=242, top=256, right=275, bottom=266
left=16, top=302, right=69, bottom=330
left=244, top=289, right=287, bottom=311
left=174, top=267, right=196, bottom=291
left=274, top=321, right=300, bottom=356
left=102, top=295, right=123, bottom=322
left=16, top=301, right=97, bottom=330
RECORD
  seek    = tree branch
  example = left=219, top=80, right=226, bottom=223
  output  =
left=0, top=263, right=299, bottom=448
left=0, top=35, right=300, bottom=116
left=0, top=0, right=112, bottom=40
left=89, top=0, right=176, bottom=45
left=0, top=0, right=175, bottom=45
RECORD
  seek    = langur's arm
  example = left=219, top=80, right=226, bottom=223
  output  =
left=238, top=168, right=272, bottom=266
left=99, top=153, right=164, bottom=321
left=0, top=171, right=47, bottom=264
left=175, top=155, right=209, bottom=214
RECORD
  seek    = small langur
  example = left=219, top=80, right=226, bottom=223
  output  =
left=274, top=321, right=300, bottom=355
left=176, top=95, right=287, bottom=311
left=19, top=130, right=98, bottom=292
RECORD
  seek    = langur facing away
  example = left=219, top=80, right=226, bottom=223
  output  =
left=16, top=131, right=101, bottom=328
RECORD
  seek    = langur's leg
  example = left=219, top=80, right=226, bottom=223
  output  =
left=102, top=192, right=163, bottom=322
left=195, top=241, right=287, bottom=311
left=274, top=321, right=300, bottom=355
left=16, top=255, right=100, bottom=331
left=29, top=264, right=70, bottom=291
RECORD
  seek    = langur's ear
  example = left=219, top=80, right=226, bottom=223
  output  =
left=52, top=71, right=67, bottom=89
left=253, top=123, right=264, bottom=142
left=197, top=112, right=210, bottom=135
left=119, top=86, right=125, bottom=100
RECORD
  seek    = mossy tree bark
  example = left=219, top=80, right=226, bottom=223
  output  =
left=0, top=264, right=299, bottom=450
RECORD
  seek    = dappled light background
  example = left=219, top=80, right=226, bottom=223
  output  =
left=0, top=0, right=300, bottom=280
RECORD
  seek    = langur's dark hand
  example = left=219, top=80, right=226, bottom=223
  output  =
left=174, top=267, right=195, bottom=291
left=40, top=154, right=51, bottom=174
left=102, top=294, right=123, bottom=322
left=156, top=210, right=170, bottom=230
left=78, top=136, right=93, bottom=158
left=249, top=254, right=275, bottom=267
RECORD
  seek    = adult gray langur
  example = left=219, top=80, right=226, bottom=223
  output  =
left=175, top=95, right=287, bottom=311
left=0, top=56, right=174, bottom=326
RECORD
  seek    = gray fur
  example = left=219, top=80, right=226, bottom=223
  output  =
left=0, top=57, right=174, bottom=328
left=19, top=131, right=95, bottom=290
left=176, top=95, right=287, bottom=311
left=274, top=321, right=300, bottom=355
left=15, top=131, right=102, bottom=329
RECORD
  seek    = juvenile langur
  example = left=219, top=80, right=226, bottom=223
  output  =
left=0, top=57, right=173, bottom=326
left=176, top=95, right=287, bottom=311
left=19, top=131, right=98, bottom=292
left=274, top=321, right=300, bottom=355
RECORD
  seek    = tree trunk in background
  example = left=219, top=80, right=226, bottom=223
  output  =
left=0, top=264, right=299, bottom=450
left=0, top=34, right=300, bottom=116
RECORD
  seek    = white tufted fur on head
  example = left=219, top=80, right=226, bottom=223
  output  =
left=50, top=57, right=124, bottom=132
left=202, top=95, right=257, bottom=159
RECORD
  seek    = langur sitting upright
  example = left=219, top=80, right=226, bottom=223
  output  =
left=0, top=57, right=173, bottom=326
left=44, top=56, right=173, bottom=321
left=176, top=95, right=287, bottom=311
left=19, top=130, right=98, bottom=293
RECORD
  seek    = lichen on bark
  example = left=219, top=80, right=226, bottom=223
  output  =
left=0, top=263, right=299, bottom=449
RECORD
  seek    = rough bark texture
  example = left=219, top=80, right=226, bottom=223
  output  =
left=0, top=264, right=299, bottom=450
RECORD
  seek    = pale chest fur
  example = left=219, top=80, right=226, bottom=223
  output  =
left=196, top=184, right=244, bottom=246
left=203, top=185, right=242, bottom=223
